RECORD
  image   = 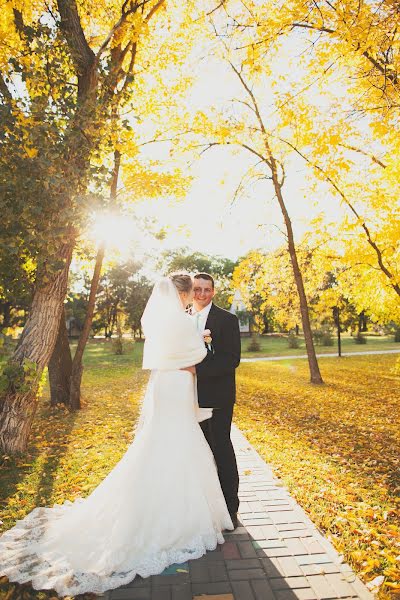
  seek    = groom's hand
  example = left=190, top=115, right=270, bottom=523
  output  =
left=181, top=366, right=196, bottom=374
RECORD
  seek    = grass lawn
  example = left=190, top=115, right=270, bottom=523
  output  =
left=241, top=333, right=400, bottom=358
left=0, top=340, right=399, bottom=599
left=235, top=354, right=400, bottom=599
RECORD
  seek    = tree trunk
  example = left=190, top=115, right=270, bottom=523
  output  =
left=0, top=242, right=74, bottom=454
left=269, top=162, right=323, bottom=384
left=48, top=308, right=72, bottom=406
left=69, top=244, right=105, bottom=410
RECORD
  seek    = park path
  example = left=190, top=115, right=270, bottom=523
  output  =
left=241, top=348, right=400, bottom=363
left=102, top=426, right=374, bottom=600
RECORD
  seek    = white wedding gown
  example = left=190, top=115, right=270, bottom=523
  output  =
left=0, top=279, right=233, bottom=597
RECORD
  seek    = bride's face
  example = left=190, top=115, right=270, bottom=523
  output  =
left=179, top=288, right=194, bottom=308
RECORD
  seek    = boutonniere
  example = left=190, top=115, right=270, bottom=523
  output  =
left=203, top=329, right=212, bottom=345
left=203, top=329, right=215, bottom=354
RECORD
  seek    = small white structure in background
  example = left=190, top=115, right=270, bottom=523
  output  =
left=230, top=289, right=250, bottom=334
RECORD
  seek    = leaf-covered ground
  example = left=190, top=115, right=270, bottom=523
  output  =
left=0, top=342, right=399, bottom=599
left=235, top=354, right=400, bottom=599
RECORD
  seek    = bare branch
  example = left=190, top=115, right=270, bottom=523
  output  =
left=338, top=143, right=387, bottom=168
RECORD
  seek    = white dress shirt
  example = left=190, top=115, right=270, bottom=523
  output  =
left=192, top=301, right=213, bottom=332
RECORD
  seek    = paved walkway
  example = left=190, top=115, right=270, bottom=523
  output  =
left=102, top=427, right=373, bottom=600
left=242, top=348, right=400, bottom=362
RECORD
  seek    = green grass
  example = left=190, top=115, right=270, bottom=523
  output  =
left=241, top=333, right=400, bottom=358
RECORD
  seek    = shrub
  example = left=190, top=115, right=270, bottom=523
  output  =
left=288, top=332, right=300, bottom=348
left=321, top=331, right=334, bottom=346
left=394, top=329, right=400, bottom=343
left=247, top=333, right=261, bottom=352
left=354, top=332, right=367, bottom=344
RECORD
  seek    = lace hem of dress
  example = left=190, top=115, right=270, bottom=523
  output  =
left=0, top=500, right=230, bottom=598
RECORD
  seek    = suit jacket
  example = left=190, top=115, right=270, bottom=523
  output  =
left=195, top=303, right=241, bottom=409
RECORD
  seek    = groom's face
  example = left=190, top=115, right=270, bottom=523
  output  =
left=193, top=278, right=215, bottom=311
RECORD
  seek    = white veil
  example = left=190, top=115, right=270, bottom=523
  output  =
left=141, top=277, right=206, bottom=370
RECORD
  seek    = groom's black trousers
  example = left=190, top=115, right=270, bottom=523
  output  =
left=200, top=403, right=239, bottom=515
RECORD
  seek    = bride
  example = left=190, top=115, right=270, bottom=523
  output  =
left=0, top=273, right=233, bottom=597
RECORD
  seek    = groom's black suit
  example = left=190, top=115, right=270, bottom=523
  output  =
left=195, top=303, right=241, bottom=515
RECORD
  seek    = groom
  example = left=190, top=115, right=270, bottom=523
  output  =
left=192, top=273, right=241, bottom=528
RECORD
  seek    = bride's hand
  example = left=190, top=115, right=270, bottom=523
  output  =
left=181, top=366, right=196, bottom=374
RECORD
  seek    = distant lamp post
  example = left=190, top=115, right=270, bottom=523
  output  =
left=332, top=306, right=342, bottom=357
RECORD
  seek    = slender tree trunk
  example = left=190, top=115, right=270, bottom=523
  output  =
left=0, top=242, right=74, bottom=453
left=69, top=244, right=105, bottom=409
left=48, top=308, right=72, bottom=406
left=69, top=148, right=120, bottom=409
left=269, top=161, right=323, bottom=384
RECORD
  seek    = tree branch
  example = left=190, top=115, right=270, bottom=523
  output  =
left=339, top=143, right=387, bottom=168
left=281, top=137, right=400, bottom=297
left=57, top=0, right=95, bottom=74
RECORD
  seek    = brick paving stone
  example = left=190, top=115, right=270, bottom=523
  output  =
left=151, top=587, right=171, bottom=600
left=241, top=517, right=273, bottom=526
left=306, top=575, right=337, bottom=599
left=270, top=513, right=304, bottom=525
left=231, top=580, right=256, bottom=600
left=238, top=541, right=259, bottom=559
left=263, top=525, right=282, bottom=539
left=257, top=547, right=293, bottom=558
left=110, top=588, right=151, bottom=600
left=251, top=578, right=277, bottom=600
left=346, top=578, right=374, bottom=600
left=246, top=525, right=267, bottom=540
left=281, top=530, right=313, bottom=539
left=151, top=574, right=189, bottom=587
left=295, top=555, right=332, bottom=566
left=284, top=539, right=310, bottom=556
left=275, top=589, right=317, bottom=600
left=259, top=557, right=281, bottom=577
left=226, top=559, right=261, bottom=570
left=270, top=577, right=310, bottom=590
left=208, top=563, right=229, bottom=582
left=324, top=574, right=359, bottom=597
left=191, top=581, right=233, bottom=595
left=205, top=548, right=225, bottom=562
left=229, top=569, right=266, bottom=581
left=222, top=542, right=241, bottom=560
left=170, top=583, right=192, bottom=600
left=189, top=561, right=209, bottom=583
left=301, top=539, right=327, bottom=555
left=125, top=576, right=151, bottom=588
left=247, top=501, right=265, bottom=512
left=262, top=502, right=294, bottom=510
left=252, top=539, right=286, bottom=550
left=193, top=595, right=234, bottom=600
left=301, top=564, right=341, bottom=576
left=277, top=557, right=304, bottom=577
left=277, top=523, right=308, bottom=532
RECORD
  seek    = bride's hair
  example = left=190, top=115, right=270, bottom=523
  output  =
left=169, top=272, right=193, bottom=293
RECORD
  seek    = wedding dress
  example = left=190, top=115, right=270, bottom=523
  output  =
left=0, top=278, right=233, bottom=597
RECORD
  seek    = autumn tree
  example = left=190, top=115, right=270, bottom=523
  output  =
left=0, top=0, right=214, bottom=453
